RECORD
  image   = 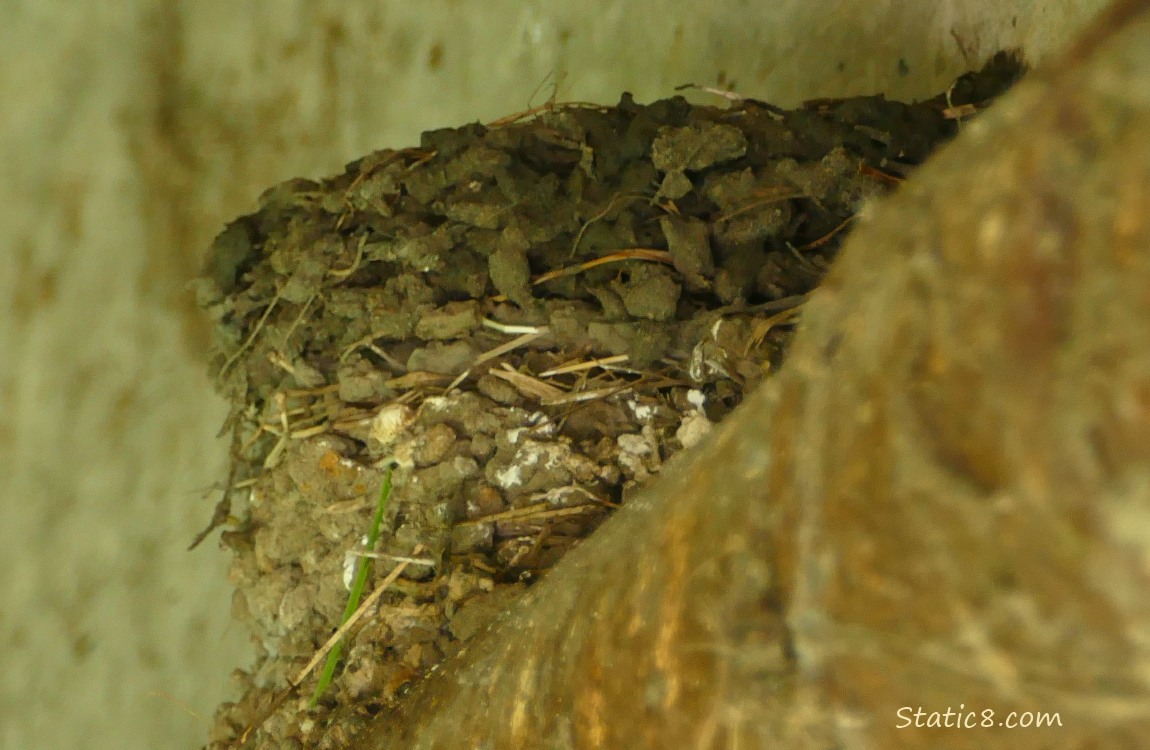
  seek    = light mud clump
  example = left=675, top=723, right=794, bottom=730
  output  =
left=195, top=58, right=1020, bottom=749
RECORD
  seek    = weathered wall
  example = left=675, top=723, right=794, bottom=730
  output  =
left=0, top=2, right=1108, bottom=748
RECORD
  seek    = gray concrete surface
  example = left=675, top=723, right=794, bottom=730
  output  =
left=0, top=2, right=1106, bottom=748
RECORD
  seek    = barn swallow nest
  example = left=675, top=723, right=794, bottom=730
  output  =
left=195, top=59, right=1019, bottom=749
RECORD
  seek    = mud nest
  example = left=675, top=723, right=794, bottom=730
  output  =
left=195, top=59, right=1020, bottom=749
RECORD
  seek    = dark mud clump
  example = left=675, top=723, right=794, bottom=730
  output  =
left=194, top=57, right=1021, bottom=749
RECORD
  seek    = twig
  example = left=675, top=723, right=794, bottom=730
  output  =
left=481, top=318, right=543, bottom=335
left=473, top=328, right=550, bottom=367
left=328, top=234, right=366, bottom=280
left=233, top=542, right=423, bottom=747
left=490, top=365, right=567, bottom=402
left=797, top=215, right=855, bottom=251
left=568, top=192, right=647, bottom=257
left=715, top=188, right=804, bottom=225
left=217, top=289, right=283, bottom=381
left=298, top=556, right=415, bottom=693
left=538, top=354, right=629, bottom=377
left=532, top=248, right=674, bottom=286
left=540, top=385, right=631, bottom=407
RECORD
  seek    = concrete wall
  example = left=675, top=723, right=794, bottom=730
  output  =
left=0, top=2, right=1107, bottom=748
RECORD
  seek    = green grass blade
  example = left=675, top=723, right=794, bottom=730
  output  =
left=310, top=465, right=393, bottom=706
